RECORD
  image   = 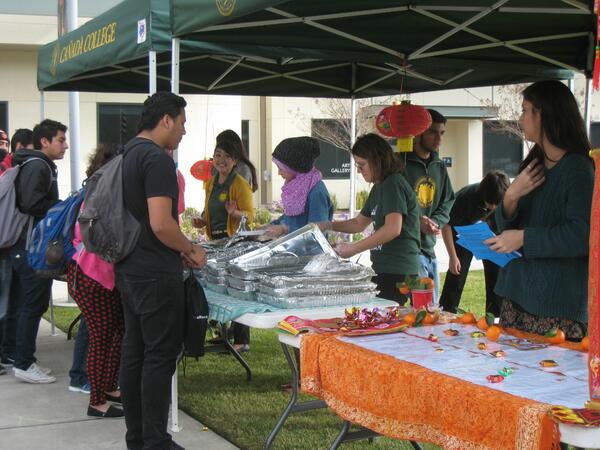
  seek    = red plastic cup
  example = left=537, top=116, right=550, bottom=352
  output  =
left=411, top=289, right=433, bottom=309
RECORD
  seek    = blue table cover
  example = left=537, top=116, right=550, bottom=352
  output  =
left=203, top=288, right=280, bottom=323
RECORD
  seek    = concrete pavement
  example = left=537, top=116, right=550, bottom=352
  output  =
left=0, top=319, right=238, bottom=450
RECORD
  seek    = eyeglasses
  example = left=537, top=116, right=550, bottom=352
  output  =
left=212, top=152, right=233, bottom=160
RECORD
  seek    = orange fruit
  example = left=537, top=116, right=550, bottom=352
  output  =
left=476, top=317, right=489, bottom=330
left=399, top=286, right=410, bottom=295
left=548, top=329, right=566, bottom=345
left=403, top=313, right=416, bottom=326
left=459, top=312, right=476, bottom=324
left=486, top=325, right=501, bottom=341
left=423, top=313, right=435, bottom=325
left=581, top=336, right=589, bottom=351
left=419, top=277, right=435, bottom=289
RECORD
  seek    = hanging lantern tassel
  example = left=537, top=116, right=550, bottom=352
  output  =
left=375, top=101, right=432, bottom=153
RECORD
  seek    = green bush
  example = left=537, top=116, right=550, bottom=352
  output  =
left=180, top=207, right=203, bottom=241
left=330, top=193, right=339, bottom=212
left=356, top=190, right=369, bottom=210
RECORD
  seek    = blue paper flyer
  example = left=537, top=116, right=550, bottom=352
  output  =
left=454, top=222, right=521, bottom=267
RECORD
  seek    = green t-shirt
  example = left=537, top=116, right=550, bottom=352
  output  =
left=360, top=173, right=420, bottom=275
left=208, top=171, right=235, bottom=239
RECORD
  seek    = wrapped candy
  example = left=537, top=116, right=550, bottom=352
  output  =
left=470, top=331, right=485, bottom=339
left=477, top=342, right=487, bottom=350
left=487, top=375, right=504, bottom=383
left=498, top=367, right=514, bottom=377
left=427, top=334, right=438, bottom=342
left=540, top=359, right=558, bottom=367
left=490, top=350, right=506, bottom=358
left=443, top=329, right=459, bottom=336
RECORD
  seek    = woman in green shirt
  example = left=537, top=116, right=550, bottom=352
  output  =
left=320, top=134, right=420, bottom=304
left=486, top=80, right=594, bottom=341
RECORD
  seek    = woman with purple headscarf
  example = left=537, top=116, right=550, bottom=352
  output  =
left=264, top=137, right=333, bottom=237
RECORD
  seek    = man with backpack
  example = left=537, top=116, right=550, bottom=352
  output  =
left=9, top=119, right=67, bottom=384
left=116, top=92, right=206, bottom=450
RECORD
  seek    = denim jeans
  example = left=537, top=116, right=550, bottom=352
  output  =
left=69, top=317, right=89, bottom=387
left=418, top=254, right=439, bottom=305
left=10, top=244, right=53, bottom=370
left=116, top=272, right=184, bottom=450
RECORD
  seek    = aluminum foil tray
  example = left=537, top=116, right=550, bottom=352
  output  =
left=205, top=281, right=228, bottom=294
left=204, top=273, right=227, bottom=285
left=256, top=292, right=379, bottom=309
left=227, top=277, right=257, bottom=292
left=229, top=224, right=337, bottom=271
left=203, top=263, right=228, bottom=277
left=258, top=282, right=377, bottom=298
left=228, top=259, right=312, bottom=280
left=226, top=287, right=257, bottom=301
left=207, top=241, right=265, bottom=263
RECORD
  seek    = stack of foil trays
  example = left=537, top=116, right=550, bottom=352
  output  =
left=197, top=240, right=265, bottom=295
left=224, top=224, right=378, bottom=307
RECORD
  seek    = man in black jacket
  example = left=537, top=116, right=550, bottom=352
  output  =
left=10, top=119, right=67, bottom=384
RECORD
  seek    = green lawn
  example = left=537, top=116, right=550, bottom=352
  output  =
left=45, top=270, right=487, bottom=450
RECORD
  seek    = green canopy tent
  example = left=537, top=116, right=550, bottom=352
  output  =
left=38, top=1, right=596, bottom=98
left=37, top=0, right=209, bottom=94
left=166, top=0, right=595, bottom=98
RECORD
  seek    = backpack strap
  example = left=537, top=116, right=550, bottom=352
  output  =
left=19, top=157, right=54, bottom=191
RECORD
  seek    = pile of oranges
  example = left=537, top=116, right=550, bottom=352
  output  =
left=402, top=309, right=438, bottom=327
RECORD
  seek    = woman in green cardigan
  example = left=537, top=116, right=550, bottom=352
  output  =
left=485, top=80, right=594, bottom=341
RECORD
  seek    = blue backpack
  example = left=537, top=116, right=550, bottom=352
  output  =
left=27, top=188, right=85, bottom=278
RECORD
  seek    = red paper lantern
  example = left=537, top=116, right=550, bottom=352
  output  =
left=190, top=159, right=214, bottom=181
left=375, top=101, right=432, bottom=152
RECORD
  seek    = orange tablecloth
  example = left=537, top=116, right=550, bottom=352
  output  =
left=301, top=332, right=561, bottom=450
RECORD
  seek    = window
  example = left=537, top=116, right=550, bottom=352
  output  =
left=0, top=102, right=7, bottom=133
left=97, top=103, right=143, bottom=147
left=311, top=119, right=351, bottom=180
left=482, top=121, right=523, bottom=177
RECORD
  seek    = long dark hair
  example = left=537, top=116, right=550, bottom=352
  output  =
left=216, top=130, right=258, bottom=192
left=519, top=80, right=591, bottom=172
left=86, top=143, right=118, bottom=178
left=352, top=133, right=404, bottom=183
left=215, top=140, right=258, bottom=190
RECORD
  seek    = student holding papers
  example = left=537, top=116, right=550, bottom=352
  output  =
left=439, top=171, right=510, bottom=315
left=320, top=134, right=420, bottom=304
left=485, top=80, right=594, bottom=341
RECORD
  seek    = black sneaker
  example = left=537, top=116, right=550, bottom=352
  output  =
left=171, top=442, right=185, bottom=450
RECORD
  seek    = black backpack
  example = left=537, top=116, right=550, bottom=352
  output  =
left=183, top=273, right=209, bottom=358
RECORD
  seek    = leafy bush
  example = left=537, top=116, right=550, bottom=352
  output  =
left=356, top=190, right=369, bottom=210
left=330, top=193, right=339, bottom=212
left=180, top=207, right=204, bottom=241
